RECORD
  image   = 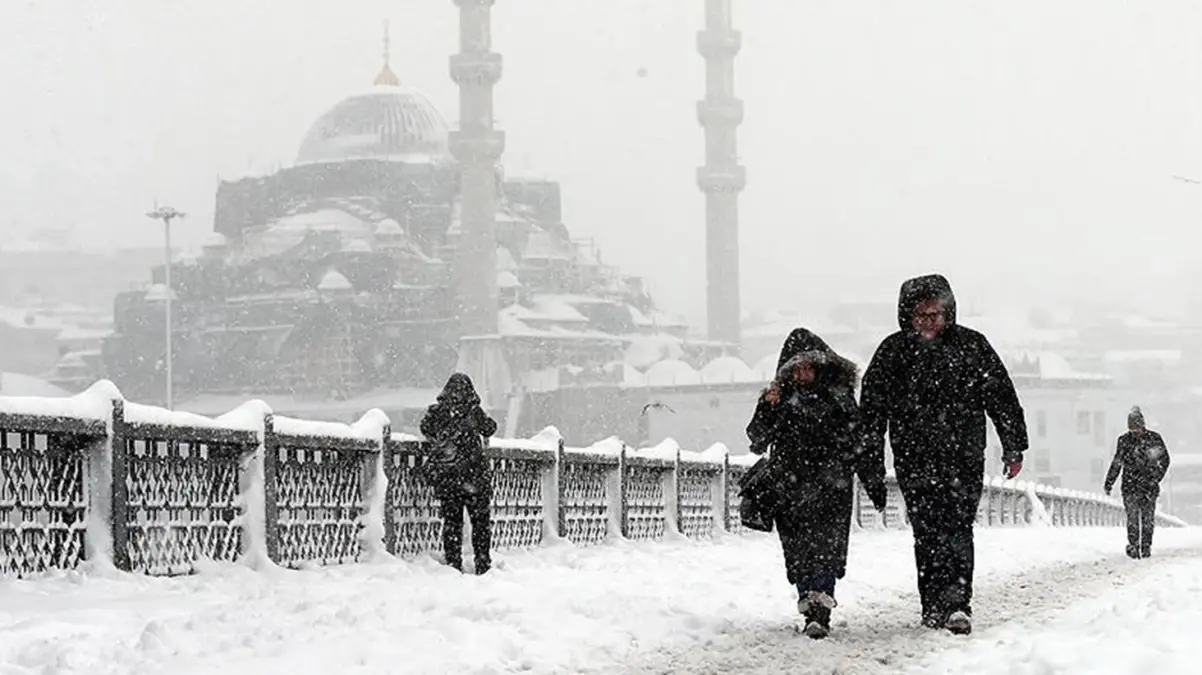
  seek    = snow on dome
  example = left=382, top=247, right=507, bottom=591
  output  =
left=699, top=356, right=757, bottom=383
left=318, top=270, right=353, bottom=291
left=645, top=359, right=701, bottom=387
left=296, top=85, right=449, bottom=165
left=752, top=354, right=779, bottom=381
left=603, top=360, right=646, bottom=387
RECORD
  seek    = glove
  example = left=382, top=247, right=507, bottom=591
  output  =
left=1104, top=485, right=1112, bottom=496
left=1003, top=461, right=1022, bottom=479
left=864, top=480, right=887, bottom=512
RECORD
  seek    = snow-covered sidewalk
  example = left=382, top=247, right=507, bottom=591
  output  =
left=904, top=552, right=1202, bottom=675
left=1, top=527, right=1199, bottom=675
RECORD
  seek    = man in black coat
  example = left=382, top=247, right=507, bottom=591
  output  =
left=1104, top=406, right=1171, bottom=559
left=860, top=274, right=1028, bottom=635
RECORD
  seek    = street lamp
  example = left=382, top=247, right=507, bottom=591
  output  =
left=145, top=205, right=185, bottom=409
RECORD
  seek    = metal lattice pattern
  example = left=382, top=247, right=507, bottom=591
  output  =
left=125, top=439, right=242, bottom=576
left=0, top=431, right=88, bottom=578
left=677, top=466, right=717, bottom=540
left=725, top=466, right=746, bottom=534
left=275, top=447, right=364, bottom=568
left=624, top=465, right=667, bottom=541
left=489, top=457, right=545, bottom=550
left=386, top=452, right=443, bottom=559
left=560, top=461, right=610, bottom=544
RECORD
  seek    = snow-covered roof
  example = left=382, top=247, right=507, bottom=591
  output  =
left=0, top=372, right=71, bottom=398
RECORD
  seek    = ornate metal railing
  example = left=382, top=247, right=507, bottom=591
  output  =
left=0, top=381, right=1183, bottom=579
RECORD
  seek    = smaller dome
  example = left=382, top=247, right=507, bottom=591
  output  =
left=645, top=359, right=701, bottom=387
left=700, top=356, right=757, bottom=383
left=296, top=86, right=449, bottom=165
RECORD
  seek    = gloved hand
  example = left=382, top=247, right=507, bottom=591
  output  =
left=1003, top=461, right=1022, bottom=479
left=1104, top=485, right=1112, bottom=496
left=865, top=480, right=887, bottom=512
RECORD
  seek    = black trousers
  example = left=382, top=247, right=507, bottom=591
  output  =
left=439, top=487, right=493, bottom=572
left=900, top=480, right=983, bottom=619
left=1123, top=490, right=1158, bottom=558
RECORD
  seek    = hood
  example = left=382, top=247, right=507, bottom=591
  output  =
left=897, top=274, right=957, bottom=331
left=775, top=349, right=859, bottom=391
left=1128, top=406, right=1146, bottom=431
left=775, top=327, right=834, bottom=374
left=436, top=372, right=481, bottom=407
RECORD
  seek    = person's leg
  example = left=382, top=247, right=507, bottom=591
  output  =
left=1139, top=491, right=1157, bottom=558
left=903, top=485, right=946, bottom=626
left=439, top=492, right=466, bottom=571
left=467, top=488, right=494, bottom=574
left=1123, top=492, right=1141, bottom=558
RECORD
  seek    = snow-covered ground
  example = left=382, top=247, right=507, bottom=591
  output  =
left=1, top=527, right=1199, bottom=675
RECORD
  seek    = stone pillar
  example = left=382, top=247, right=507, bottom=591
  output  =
left=449, top=0, right=504, bottom=337
left=696, top=0, right=746, bottom=349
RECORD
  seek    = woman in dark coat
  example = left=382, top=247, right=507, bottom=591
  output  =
left=420, top=373, right=498, bottom=575
left=747, top=328, right=886, bottom=639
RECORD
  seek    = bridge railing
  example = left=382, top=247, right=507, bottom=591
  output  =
left=0, top=381, right=1183, bottom=579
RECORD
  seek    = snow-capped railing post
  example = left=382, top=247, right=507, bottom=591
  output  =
left=608, top=443, right=627, bottom=540
left=617, top=442, right=631, bottom=538
left=357, top=420, right=390, bottom=561
left=382, top=430, right=401, bottom=555
left=545, top=436, right=564, bottom=540
left=260, top=412, right=281, bottom=565
left=664, top=446, right=682, bottom=539
left=107, top=398, right=131, bottom=572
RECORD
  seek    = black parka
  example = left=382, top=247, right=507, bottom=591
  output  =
left=860, top=275, right=1029, bottom=491
left=419, top=373, right=498, bottom=497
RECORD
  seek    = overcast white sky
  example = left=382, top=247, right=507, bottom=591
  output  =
left=1, top=0, right=1199, bottom=327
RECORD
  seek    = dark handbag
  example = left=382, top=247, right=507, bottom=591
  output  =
left=737, top=456, right=777, bottom=533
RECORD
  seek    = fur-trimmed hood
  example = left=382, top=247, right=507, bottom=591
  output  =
left=775, top=348, right=860, bottom=391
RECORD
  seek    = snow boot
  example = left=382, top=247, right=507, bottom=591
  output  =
left=797, top=591, right=835, bottom=640
left=945, top=610, right=972, bottom=636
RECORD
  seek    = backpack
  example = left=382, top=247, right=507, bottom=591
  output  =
left=418, top=432, right=483, bottom=492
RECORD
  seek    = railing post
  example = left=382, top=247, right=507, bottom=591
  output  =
left=663, top=447, right=682, bottom=537
left=262, top=412, right=281, bottom=565
left=544, top=437, right=564, bottom=542
left=358, top=422, right=389, bottom=559
left=109, top=398, right=131, bottom=572
left=382, top=427, right=398, bottom=555
left=618, top=443, right=630, bottom=539
left=721, top=451, right=732, bottom=533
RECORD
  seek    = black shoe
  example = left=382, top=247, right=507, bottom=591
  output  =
left=945, top=610, right=972, bottom=635
left=1126, top=545, right=1140, bottom=559
left=1141, top=549, right=1151, bottom=559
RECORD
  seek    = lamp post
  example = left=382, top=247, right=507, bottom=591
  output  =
left=145, top=205, right=185, bottom=409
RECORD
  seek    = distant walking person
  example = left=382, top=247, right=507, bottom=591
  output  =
left=746, top=327, right=887, bottom=640
left=420, top=373, right=498, bottom=575
left=1104, top=406, right=1171, bottom=559
left=860, top=274, right=1029, bottom=635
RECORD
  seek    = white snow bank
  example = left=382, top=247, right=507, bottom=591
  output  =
left=125, top=401, right=260, bottom=432
left=3, top=528, right=1199, bottom=675
left=680, top=442, right=728, bottom=465
left=0, top=379, right=120, bottom=421
left=727, top=452, right=762, bottom=468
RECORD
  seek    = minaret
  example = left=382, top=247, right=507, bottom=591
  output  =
left=449, top=0, right=504, bottom=336
left=696, top=0, right=746, bottom=348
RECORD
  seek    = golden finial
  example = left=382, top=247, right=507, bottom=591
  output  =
left=374, top=19, right=400, bottom=86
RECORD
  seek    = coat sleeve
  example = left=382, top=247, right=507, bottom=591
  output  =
left=844, top=390, right=886, bottom=498
left=977, top=336, right=1029, bottom=464
left=1153, top=432, right=1171, bottom=483
left=858, top=339, right=894, bottom=466
left=1104, top=436, right=1124, bottom=493
left=746, top=395, right=779, bottom=455
left=419, top=405, right=445, bottom=440
left=473, top=406, right=499, bottom=439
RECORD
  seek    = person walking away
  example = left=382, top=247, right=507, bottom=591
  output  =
left=747, top=328, right=887, bottom=640
left=420, top=373, right=498, bottom=575
left=1104, top=406, right=1171, bottom=559
left=859, top=274, right=1029, bottom=635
